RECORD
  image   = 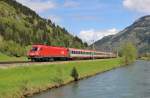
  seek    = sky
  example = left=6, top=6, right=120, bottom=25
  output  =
left=16, top=0, right=150, bottom=44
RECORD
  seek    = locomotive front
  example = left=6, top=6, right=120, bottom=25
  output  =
left=27, top=45, right=41, bottom=60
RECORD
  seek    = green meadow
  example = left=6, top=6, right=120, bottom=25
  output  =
left=0, top=58, right=122, bottom=98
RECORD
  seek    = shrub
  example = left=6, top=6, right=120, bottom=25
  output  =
left=71, top=67, right=79, bottom=81
left=120, top=42, right=137, bottom=65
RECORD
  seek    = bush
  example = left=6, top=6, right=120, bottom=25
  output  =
left=120, top=42, right=137, bottom=65
left=71, top=67, right=79, bottom=81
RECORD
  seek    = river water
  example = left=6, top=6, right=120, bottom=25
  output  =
left=29, top=60, right=150, bottom=98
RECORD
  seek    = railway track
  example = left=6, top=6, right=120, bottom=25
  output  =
left=0, top=60, right=67, bottom=65
left=0, top=61, right=33, bottom=67
left=0, top=58, right=113, bottom=68
left=0, top=61, right=30, bottom=65
left=0, top=60, right=70, bottom=68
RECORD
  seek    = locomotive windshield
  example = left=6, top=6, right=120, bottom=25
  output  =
left=31, top=47, right=38, bottom=51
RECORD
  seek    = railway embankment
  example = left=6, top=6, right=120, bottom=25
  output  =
left=0, top=58, right=123, bottom=98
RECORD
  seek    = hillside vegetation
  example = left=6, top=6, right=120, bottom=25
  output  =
left=0, top=52, right=27, bottom=61
left=0, top=0, right=87, bottom=57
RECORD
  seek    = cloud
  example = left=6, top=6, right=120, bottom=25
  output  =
left=63, top=0, right=80, bottom=8
left=16, top=0, right=56, bottom=12
left=123, top=0, right=150, bottom=13
left=78, top=28, right=119, bottom=44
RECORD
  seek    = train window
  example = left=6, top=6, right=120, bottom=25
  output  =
left=76, top=51, right=78, bottom=54
left=72, top=51, right=74, bottom=54
left=75, top=51, right=77, bottom=54
left=76, top=51, right=79, bottom=54
left=31, top=47, right=38, bottom=51
left=78, top=51, right=80, bottom=54
left=40, top=48, right=43, bottom=51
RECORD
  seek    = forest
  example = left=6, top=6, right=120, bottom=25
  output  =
left=0, top=0, right=88, bottom=57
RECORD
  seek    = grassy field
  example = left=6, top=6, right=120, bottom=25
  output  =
left=0, top=58, right=122, bottom=98
left=0, top=52, right=28, bottom=62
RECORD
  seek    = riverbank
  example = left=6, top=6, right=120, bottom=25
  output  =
left=139, top=57, right=150, bottom=61
left=29, top=60, right=150, bottom=98
left=0, top=58, right=122, bottom=98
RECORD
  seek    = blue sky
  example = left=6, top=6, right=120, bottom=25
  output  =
left=16, top=0, right=150, bottom=44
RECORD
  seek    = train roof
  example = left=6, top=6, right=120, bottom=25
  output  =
left=32, top=44, right=67, bottom=49
left=69, top=48, right=96, bottom=52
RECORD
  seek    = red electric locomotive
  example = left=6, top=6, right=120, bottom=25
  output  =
left=27, top=44, right=116, bottom=61
left=27, top=45, right=68, bottom=61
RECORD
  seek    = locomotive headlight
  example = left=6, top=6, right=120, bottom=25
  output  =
left=29, top=52, right=39, bottom=56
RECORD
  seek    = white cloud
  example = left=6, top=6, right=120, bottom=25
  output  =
left=123, top=0, right=150, bottom=13
left=63, top=0, right=79, bottom=8
left=16, top=0, right=56, bottom=12
left=78, top=28, right=119, bottom=44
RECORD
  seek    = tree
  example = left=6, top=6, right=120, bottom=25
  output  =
left=71, top=67, right=79, bottom=81
left=120, top=42, right=137, bottom=65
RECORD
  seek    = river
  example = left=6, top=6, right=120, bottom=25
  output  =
left=29, top=60, right=150, bottom=98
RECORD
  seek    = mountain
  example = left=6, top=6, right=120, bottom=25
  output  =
left=93, top=15, right=150, bottom=54
left=0, top=0, right=87, bottom=56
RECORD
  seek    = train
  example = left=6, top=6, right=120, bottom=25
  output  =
left=27, top=45, right=116, bottom=61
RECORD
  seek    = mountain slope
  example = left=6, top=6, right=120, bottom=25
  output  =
left=0, top=0, right=87, bottom=56
left=93, top=15, right=150, bottom=54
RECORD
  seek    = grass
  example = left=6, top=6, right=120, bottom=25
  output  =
left=0, top=52, right=28, bottom=62
left=0, top=58, right=122, bottom=98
